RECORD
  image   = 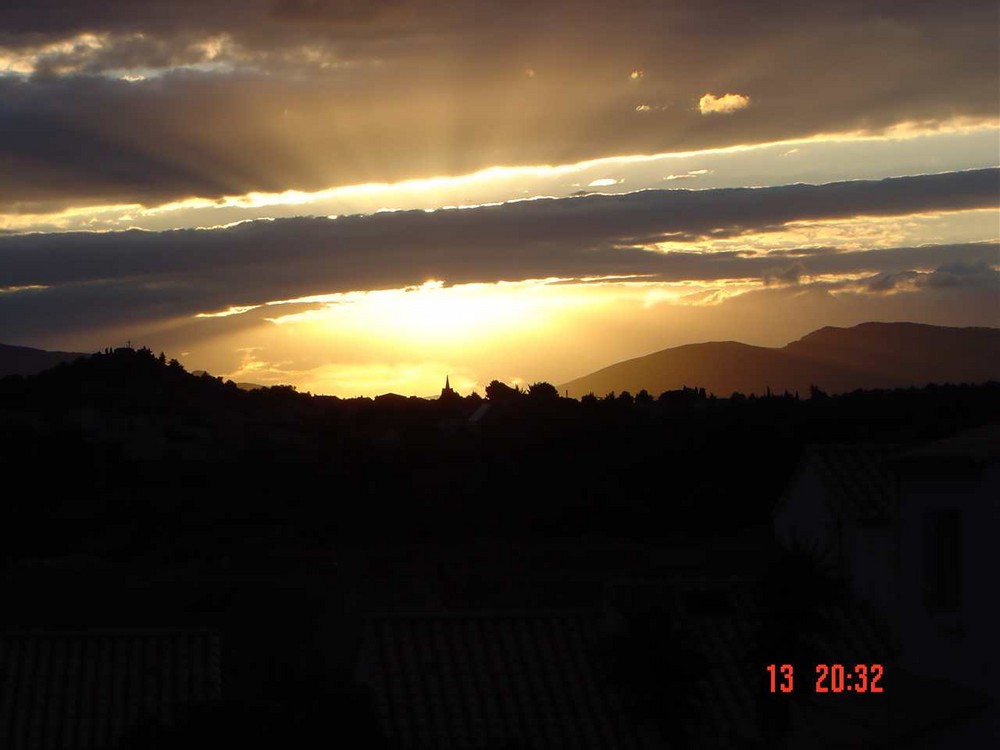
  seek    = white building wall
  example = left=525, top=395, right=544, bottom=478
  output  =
left=896, top=461, right=1000, bottom=699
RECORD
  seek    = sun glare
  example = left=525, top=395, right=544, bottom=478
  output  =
left=266, top=279, right=571, bottom=347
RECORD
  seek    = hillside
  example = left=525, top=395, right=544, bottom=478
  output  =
left=0, top=342, right=89, bottom=377
left=2, top=341, right=998, bottom=552
left=559, top=322, right=1000, bottom=398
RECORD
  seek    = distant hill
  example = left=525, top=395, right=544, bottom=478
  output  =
left=0, top=343, right=89, bottom=377
left=559, top=323, right=1000, bottom=398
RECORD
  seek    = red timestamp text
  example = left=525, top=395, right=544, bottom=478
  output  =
left=766, top=664, right=884, bottom=693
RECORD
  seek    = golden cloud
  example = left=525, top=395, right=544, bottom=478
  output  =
left=699, top=92, right=751, bottom=115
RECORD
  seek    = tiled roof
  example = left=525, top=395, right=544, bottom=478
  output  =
left=803, top=445, right=898, bottom=523
left=356, top=592, right=903, bottom=750
left=0, top=629, right=221, bottom=750
left=896, top=422, right=1000, bottom=464
left=355, top=611, right=660, bottom=750
left=597, top=580, right=898, bottom=748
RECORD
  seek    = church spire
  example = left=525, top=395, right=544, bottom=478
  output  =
left=440, top=374, right=457, bottom=401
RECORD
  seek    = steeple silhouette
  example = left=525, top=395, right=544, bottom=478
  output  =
left=440, top=375, right=458, bottom=401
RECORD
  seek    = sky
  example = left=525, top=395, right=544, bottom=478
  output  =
left=1, top=0, right=998, bottom=396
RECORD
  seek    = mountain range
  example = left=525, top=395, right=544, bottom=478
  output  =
left=3, top=322, right=998, bottom=398
left=559, top=322, right=1000, bottom=398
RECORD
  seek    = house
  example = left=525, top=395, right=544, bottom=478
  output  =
left=775, top=425, right=1000, bottom=740
left=890, top=425, right=1000, bottom=703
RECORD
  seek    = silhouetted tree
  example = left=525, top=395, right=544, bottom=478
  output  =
left=527, top=381, right=559, bottom=401
left=635, top=389, right=653, bottom=404
left=485, top=380, right=520, bottom=402
left=753, top=541, right=845, bottom=744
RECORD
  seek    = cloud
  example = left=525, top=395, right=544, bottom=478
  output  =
left=0, top=1, right=996, bottom=209
left=663, top=169, right=709, bottom=181
left=268, top=0, right=402, bottom=24
left=763, top=259, right=999, bottom=297
left=921, top=260, right=1000, bottom=289
left=699, top=92, right=751, bottom=115
left=763, top=261, right=807, bottom=286
left=865, top=270, right=919, bottom=292
left=0, top=169, right=996, bottom=343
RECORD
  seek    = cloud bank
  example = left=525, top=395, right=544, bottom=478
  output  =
left=0, top=169, right=996, bottom=343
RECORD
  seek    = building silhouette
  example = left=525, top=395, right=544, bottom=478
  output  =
left=439, top=375, right=459, bottom=402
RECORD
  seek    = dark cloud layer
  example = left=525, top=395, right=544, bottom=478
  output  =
left=0, top=0, right=401, bottom=35
left=0, top=169, right=996, bottom=341
left=0, top=0, right=996, bottom=209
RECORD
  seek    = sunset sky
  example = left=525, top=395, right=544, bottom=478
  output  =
left=1, top=0, right=997, bottom=396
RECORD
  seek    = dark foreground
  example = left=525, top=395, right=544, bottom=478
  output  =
left=2, top=348, right=998, bottom=748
